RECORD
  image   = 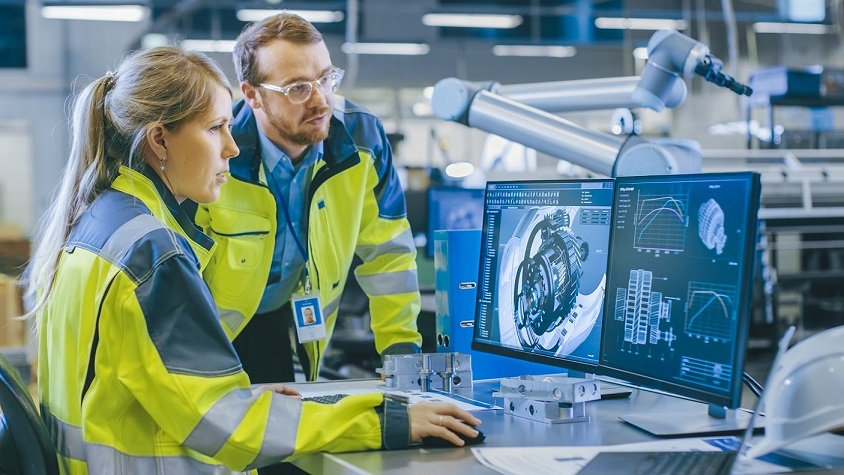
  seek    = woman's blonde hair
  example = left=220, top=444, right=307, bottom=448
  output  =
left=23, top=46, right=231, bottom=319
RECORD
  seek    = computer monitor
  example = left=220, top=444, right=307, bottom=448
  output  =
left=405, top=189, right=429, bottom=246
left=600, top=171, right=762, bottom=436
left=426, top=187, right=486, bottom=257
left=471, top=179, right=615, bottom=374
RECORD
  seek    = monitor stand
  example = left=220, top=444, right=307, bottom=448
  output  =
left=620, top=403, right=763, bottom=438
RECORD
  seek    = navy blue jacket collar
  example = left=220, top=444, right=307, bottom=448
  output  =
left=137, top=164, right=215, bottom=252
left=230, top=99, right=359, bottom=183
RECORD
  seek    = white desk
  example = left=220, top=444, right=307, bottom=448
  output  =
left=288, top=379, right=844, bottom=474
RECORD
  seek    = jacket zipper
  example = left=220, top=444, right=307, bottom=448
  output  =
left=306, top=152, right=361, bottom=293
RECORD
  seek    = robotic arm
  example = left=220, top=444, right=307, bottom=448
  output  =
left=431, top=30, right=751, bottom=177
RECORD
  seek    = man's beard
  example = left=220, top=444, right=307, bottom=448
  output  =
left=267, top=107, right=330, bottom=147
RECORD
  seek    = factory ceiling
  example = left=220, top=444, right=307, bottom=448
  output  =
left=24, top=1, right=844, bottom=88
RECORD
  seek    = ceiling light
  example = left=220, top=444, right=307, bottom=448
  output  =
left=341, top=42, right=430, bottom=55
left=180, top=39, right=238, bottom=53
left=594, top=17, right=687, bottom=30
left=236, top=9, right=344, bottom=23
left=782, top=0, right=825, bottom=22
left=141, top=33, right=169, bottom=49
left=492, top=45, right=576, bottom=58
left=41, top=4, right=148, bottom=22
left=422, top=13, right=523, bottom=29
left=752, top=22, right=835, bottom=34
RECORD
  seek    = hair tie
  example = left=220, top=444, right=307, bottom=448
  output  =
left=103, top=71, right=116, bottom=92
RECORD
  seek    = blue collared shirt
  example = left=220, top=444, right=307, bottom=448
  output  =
left=256, top=129, right=321, bottom=314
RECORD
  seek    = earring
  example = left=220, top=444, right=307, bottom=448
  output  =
left=159, top=156, right=165, bottom=171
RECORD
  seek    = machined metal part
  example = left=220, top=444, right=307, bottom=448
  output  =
left=493, top=375, right=601, bottom=423
left=502, top=398, right=589, bottom=424
left=379, top=352, right=473, bottom=392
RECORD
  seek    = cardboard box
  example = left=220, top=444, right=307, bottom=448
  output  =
left=0, top=238, right=30, bottom=277
left=0, top=273, right=25, bottom=347
left=0, top=223, right=22, bottom=240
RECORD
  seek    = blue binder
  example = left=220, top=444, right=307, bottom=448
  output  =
left=433, top=229, right=563, bottom=380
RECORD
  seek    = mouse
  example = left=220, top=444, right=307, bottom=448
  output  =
left=421, top=428, right=486, bottom=448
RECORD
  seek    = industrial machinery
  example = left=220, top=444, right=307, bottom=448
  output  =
left=431, top=29, right=752, bottom=177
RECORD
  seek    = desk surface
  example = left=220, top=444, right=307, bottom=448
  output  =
left=289, top=379, right=844, bottom=475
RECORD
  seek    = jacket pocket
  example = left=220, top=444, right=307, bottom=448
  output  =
left=206, top=207, right=272, bottom=302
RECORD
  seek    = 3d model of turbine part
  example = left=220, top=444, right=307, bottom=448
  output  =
left=513, top=209, right=588, bottom=352
left=698, top=198, right=726, bottom=255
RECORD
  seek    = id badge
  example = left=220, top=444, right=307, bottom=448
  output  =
left=291, top=292, right=326, bottom=343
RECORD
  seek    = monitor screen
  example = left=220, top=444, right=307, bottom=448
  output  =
left=405, top=189, right=429, bottom=247
left=0, top=4, right=26, bottom=69
left=472, top=179, right=615, bottom=374
left=600, top=172, right=762, bottom=410
left=426, top=187, right=486, bottom=257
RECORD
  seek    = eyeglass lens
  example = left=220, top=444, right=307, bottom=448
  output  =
left=287, top=71, right=342, bottom=103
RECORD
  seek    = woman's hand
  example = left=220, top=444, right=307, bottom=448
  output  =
left=408, top=402, right=482, bottom=447
left=252, top=383, right=302, bottom=398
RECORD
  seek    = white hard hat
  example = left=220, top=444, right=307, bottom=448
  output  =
left=746, top=325, right=844, bottom=458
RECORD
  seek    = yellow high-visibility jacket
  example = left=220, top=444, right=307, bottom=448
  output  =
left=37, top=166, right=412, bottom=475
left=195, top=98, right=422, bottom=380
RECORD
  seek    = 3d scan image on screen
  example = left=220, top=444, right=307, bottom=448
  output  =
left=473, top=180, right=614, bottom=371
left=600, top=172, right=761, bottom=412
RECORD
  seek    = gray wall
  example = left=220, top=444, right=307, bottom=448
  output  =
left=0, top=1, right=149, bottom=236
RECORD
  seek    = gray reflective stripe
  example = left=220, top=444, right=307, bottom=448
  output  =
left=183, top=388, right=255, bottom=455
left=44, top=411, right=248, bottom=474
left=44, top=409, right=86, bottom=461
left=323, top=294, right=341, bottom=319
left=85, top=444, right=249, bottom=475
left=357, top=269, right=419, bottom=296
left=100, top=214, right=169, bottom=267
left=219, top=307, right=246, bottom=334
left=247, top=394, right=303, bottom=469
left=356, top=229, right=415, bottom=263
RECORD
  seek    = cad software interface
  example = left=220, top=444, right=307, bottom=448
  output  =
left=600, top=173, right=759, bottom=403
left=473, top=180, right=615, bottom=367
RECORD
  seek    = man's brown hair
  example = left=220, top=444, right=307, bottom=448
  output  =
left=233, top=12, right=324, bottom=85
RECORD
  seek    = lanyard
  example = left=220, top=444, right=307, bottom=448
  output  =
left=266, top=164, right=312, bottom=294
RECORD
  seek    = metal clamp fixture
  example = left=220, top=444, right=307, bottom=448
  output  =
left=378, top=352, right=473, bottom=393
left=493, top=375, right=602, bottom=424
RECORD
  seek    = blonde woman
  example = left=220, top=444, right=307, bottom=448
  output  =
left=25, top=46, right=480, bottom=475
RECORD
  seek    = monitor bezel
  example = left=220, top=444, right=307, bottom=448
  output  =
left=597, top=171, right=762, bottom=409
left=470, top=178, right=615, bottom=376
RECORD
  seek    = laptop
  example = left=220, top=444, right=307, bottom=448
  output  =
left=577, top=326, right=797, bottom=475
